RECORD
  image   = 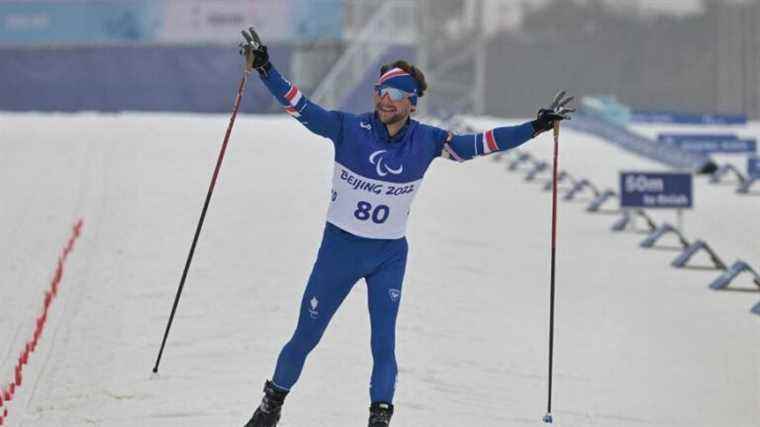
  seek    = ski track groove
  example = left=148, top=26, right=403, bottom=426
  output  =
left=0, top=179, right=36, bottom=377
left=18, top=136, right=104, bottom=426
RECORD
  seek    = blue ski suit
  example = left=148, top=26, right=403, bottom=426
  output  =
left=257, top=64, right=537, bottom=403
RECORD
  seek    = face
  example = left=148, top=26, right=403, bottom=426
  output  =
left=373, top=89, right=415, bottom=125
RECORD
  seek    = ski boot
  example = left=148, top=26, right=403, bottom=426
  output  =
left=368, top=402, right=394, bottom=426
left=244, top=380, right=288, bottom=427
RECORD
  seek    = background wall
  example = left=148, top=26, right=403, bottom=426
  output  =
left=0, top=0, right=758, bottom=118
left=483, top=0, right=760, bottom=119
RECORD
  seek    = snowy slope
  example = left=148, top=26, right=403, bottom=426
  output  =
left=0, top=112, right=758, bottom=427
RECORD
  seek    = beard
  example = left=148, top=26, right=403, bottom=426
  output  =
left=380, top=111, right=406, bottom=125
left=375, top=105, right=408, bottom=125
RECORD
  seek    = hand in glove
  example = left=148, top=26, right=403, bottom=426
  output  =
left=239, top=27, right=271, bottom=76
left=532, top=91, right=575, bottom=135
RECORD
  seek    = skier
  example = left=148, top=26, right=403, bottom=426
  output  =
left=239, top=27, right=573, bottom=427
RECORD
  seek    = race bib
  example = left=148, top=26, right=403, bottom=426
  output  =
left=326, top=162, right=422, bottom=239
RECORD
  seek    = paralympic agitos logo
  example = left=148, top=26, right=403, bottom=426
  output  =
left=369, top=150, right=404, bottom=177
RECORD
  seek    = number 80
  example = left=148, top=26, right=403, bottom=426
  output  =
left=354, top=201, right=390, bottom=224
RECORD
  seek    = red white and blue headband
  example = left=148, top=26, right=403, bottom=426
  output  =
left=376, top=67, right=420, bottom=105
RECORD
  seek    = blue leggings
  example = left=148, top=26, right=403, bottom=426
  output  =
left=271, top=222, right=408, bottom=403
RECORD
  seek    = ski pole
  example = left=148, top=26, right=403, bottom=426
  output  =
left=153, top=68, right=252, bottom=374
left=543, top=121, right=561, bottom=423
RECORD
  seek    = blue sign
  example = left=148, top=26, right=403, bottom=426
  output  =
left=620, top=172, right=693, bottom=209
left=631, top=110, right=747, bottom=125
left=658, top=133, right=738, bottom=142
left=658, top=133, right=757, bottom=154
left=749, top=158, right=760, bottom=179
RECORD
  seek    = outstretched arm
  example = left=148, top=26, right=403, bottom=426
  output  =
left=440, top=91, right=574, bottom=162
left=257, top=64, right=343, bottom=141
left=240, top=27, right=342, bottom=143
left=441, top=122, right=535, bottom=162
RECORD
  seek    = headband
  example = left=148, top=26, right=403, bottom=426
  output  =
left=377, top=67, right=420, bottom=105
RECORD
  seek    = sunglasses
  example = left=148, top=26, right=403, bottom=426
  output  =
left=374, top=85, right=414, bottom=102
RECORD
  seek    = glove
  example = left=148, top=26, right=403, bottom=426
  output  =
left=532, top=91, right=575, bottom=135
left=239, top=27, right=271, bottom=76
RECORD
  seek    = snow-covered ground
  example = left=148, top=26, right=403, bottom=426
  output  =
left=0, top=112, right=758, bottom=426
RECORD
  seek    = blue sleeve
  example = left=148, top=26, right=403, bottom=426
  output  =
left=258, top=65, right=343, bottom=143
left=439, top=122, right=536, bottom=162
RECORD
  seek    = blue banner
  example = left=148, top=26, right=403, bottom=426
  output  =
left=658, top=133, right=738, bottom=142
left=567, top=111, right=713, bottom=172
left=620, top=172, right=693, bottom=209
left=0, top=1, right=159, bottom=44
left=631, top=110, right=747, bottom=125
left=658, top=134, right=757, bottom=154
left=0, top=0, right=345, bottom=45
left=0, top=44, right=294, bottom=113
left=749, top=158, right=760, bottom=179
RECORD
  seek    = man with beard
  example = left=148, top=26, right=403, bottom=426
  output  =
left=239, top=27, right=573, bottom=427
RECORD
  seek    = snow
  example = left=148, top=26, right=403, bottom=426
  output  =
left=0, top=112, right=758, bottom=426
